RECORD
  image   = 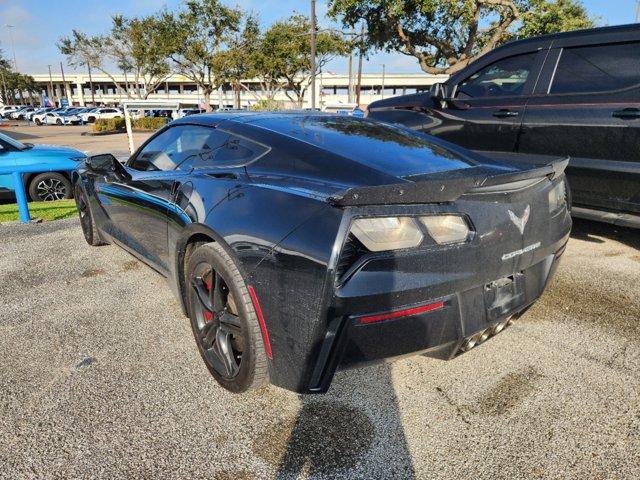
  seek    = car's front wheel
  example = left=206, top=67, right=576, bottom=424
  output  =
left=34, top=118, right=42, bottom=126
left=186, top=242, right=269, bottom=393
left=28, top=173, right=72, bottom=201
left=74, top=183, right=106, bottom=246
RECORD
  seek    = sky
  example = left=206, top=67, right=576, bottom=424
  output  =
left=0, top=0, right=637, bottom=76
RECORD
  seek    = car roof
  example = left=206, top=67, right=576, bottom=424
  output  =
left=496, top=22, right=639, bottom=50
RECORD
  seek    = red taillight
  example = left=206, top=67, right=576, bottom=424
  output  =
left=248, top=285, right=273, bottom=359
left=358, top=301, right=445, bottom=325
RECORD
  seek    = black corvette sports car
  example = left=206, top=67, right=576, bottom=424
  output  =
left=74, top=112, right=571, bottom=393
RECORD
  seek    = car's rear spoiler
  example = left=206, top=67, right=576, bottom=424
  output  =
left=328, top=156, right=569, bottom=207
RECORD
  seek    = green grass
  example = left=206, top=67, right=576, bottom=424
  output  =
left=0, top=199, right=77, bottom=223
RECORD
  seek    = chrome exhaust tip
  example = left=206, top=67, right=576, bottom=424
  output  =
left=477, top=328, right=491, bottom=344
left=461, top=335, right=478, bottom=352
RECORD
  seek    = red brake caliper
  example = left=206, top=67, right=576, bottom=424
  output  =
left=204, top=278, right=213, bottom=322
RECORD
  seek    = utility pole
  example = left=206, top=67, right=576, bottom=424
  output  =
left=47, top=64, right=55, bottom=104
left=381, top=64, right=386, bottom=99
left=87, top=64, right=96, bottom=106
left=347, top=27, right=354, bottom=103
left=60, top=62, right=69, bottom=106
left=355, top=23, right=365, bottom=106
left=310, top=0, right=317, bottom=109
left=5, top=24, right=17, bottom=71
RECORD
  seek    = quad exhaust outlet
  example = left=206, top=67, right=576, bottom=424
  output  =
left=459, top=316, right=514, bottom=354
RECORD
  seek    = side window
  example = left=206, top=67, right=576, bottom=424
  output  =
left=176, top=128, right=229, bottom=170
left=550, top=42, right=640, bottom=95
left=182, top=132, right=269, bottom=169
left=457, top=53, right=537, bottom=99
left=130, top=125, right=227, bottom=172
left=211, top=135, right=270, bottom=167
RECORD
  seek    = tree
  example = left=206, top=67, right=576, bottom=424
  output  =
left=0, top=49, right=11, bottom=104
left=58, top=14, right=172, bottom=100
left=163, top=0, right=242, bottom=110
left=328, top=0, right=595, bottom=75
left=518, top=0, right=595, bottom=38
left=260, top=15, right=349, bottom=107
left=210, top=15, right=261, bottom=108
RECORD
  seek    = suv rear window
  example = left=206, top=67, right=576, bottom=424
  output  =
left=550, top=42, right=640, bottom=95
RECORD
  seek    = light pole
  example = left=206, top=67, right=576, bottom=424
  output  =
left=356, top=23, right=365, bottom=106
left=60, top=62, right=69, bottom=106
left=347, top=27, right=354, bottom=103
left=310, top=0, right=317, bottom=109
left=381, top=63, right=385, bottom=99
left=5, top=24, right=17, bottom=71
left=636, top=1, right=640, bottom=22
left=47, top=64, right=55, bottom=104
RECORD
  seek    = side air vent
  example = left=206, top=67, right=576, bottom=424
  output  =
left=335, top=234, right=368, bottom=281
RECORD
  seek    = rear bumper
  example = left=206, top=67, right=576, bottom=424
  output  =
left=306, top=244, right=565, bottom=393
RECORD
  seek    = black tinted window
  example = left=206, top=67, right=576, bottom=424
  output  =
left=131, top=125, right=223, bottom=172
left=210, top=135, right=269, bottom=167
left=173, top=130, right=268, bottom=170
left=550, top=42, right=640, bottom=94
left=457, top=53, right=537, bottom=99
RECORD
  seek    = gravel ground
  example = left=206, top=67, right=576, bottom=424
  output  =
left=0, top=217, right=639, bottom=479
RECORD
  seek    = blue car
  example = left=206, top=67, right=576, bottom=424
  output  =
left=0, top=132, right=85, bottom=201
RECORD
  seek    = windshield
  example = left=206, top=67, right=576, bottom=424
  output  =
left=0, top=132, right=27, bottom=151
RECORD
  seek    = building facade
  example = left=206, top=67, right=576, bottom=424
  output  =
left=30, top=71, right=449, bottom=109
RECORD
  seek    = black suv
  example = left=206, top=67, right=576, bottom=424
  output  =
left=368, top=24, right=640, bottom=228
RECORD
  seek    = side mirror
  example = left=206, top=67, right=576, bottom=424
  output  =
left=86, top=153, right=118, bottom=173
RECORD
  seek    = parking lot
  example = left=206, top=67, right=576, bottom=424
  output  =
left=1, top=124, right=152, bottom=161
left=1, top=210, right=639, bottom=479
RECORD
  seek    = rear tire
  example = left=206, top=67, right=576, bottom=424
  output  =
left=186, top=242, right=269, bottom=393
left=28, top=173, right=72, bottom=201
left=34, top=118, right=42, bottom=126
left=74, top=183, right=106, bottom=246
left=56, top=119, right=63, bottom=125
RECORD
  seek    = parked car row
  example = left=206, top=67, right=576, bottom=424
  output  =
left=0, top=105, right=125, bottom=124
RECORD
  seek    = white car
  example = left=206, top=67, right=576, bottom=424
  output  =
left=172, top=108, right=206, bottom=120
left=11, top=106, right=36, bottom=120
left=26, top=108, right=54, bottom=121
left=0, top=105, right=20, bottom=118
left=79, top=107, right=123, bottom=123
left=32, top=111, right=81, bottom=126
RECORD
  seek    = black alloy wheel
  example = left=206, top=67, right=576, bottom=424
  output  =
left=186, top=242, right=268, bottom=392
left=74, top=182, right=105, bottom=246
left=191, top=262, right=245, bottom=379
left=29, top=173, right=72, bottom=201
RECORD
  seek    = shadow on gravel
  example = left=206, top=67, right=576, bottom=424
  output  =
left=253, top=363, right=416, bottom=479
left=571, top=218, right=640, bottom=250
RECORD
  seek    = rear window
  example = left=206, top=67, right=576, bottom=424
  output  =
left=252, top=116, right=475, bottom=178
left=550, top=42, right=640, bottom=95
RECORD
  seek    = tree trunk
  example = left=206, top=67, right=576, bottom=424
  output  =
left=234, top=81, right=241, bottom=109
left=203, top=89, right=213, bottom=111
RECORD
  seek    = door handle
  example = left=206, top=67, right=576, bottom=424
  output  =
left=612, top=108, right=640, bottom=119
left=492, top=109, right=519, bottom=118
